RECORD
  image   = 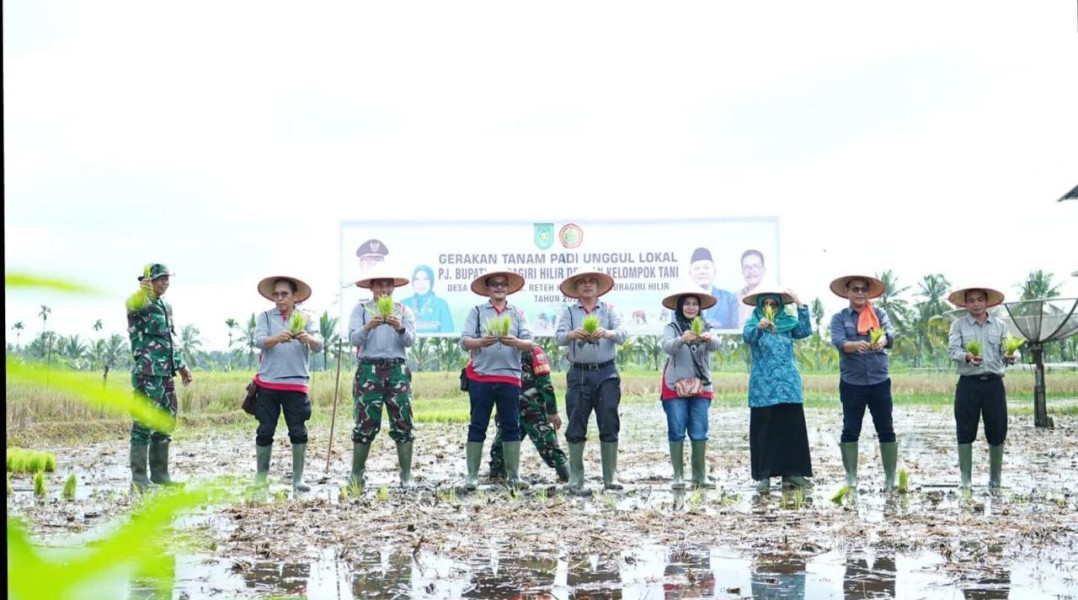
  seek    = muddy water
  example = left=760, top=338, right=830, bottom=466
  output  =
left=9, top=403, right=1078, bottom=598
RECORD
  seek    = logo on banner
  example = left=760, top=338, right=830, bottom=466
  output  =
left=534, top=223, right=554, bottom=250
left=559, top=223, right=583, bottom=249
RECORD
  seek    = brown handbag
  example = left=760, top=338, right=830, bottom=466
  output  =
left=242, top=380, right=258, bottom=416
left=674, top=377, right=703, bottom=397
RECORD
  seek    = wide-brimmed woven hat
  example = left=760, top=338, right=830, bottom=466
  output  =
left=257, top=276, right=312, bottom=302
left=470, top=269, right=526, bottom=296
left=742, top=288, right=796, bottom=307
left=829, top=274, right=886, bottom=299
left=355, top=264, right=410, bottom=289
left=661, top=286, right=718, bottom=311
left=948, top=286, right=1005, bottom=308
left=559, top=271, right=615, bottom=299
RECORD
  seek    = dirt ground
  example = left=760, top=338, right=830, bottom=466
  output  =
left=9, top=403, right=1078, bottom=598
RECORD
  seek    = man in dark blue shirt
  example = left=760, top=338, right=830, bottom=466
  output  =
left=829, top=274, right=898, bottom=492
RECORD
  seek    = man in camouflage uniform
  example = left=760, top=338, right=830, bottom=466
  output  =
left=489, top=346, right=569, bottom=482
left=126, top=263, right=193, bottom=492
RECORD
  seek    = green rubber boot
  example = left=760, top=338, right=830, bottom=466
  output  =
left=690, top=441, right=715, bottom=489
left=149, top=439, right=182, bottom=487
left=397, top=441, right=415, bottom=489
left=567, top=442, right=590, bottom=496
left=988, top=443, right=1004, bottom=490
left=957, top=443, right=973, bottom=490
left=503, top=441, right=530, bottom=490
left=254, top=444, right=271, bottom=488
left=880, top=441, right=898, bottom=492
left=840, top=441, right=859, bottom=489
left=782, top=475, right=813, bottom=490
left=554, top=462, right=570, bottom=483
left=669, top=442, right=686, bottom=490
left=756, top=478, right=771, bottom=494
left=464, top=442, right=483, bottom=491
left=349, top=443, right=371, bottom=490
left=292, top=443, right=310, bottom=494
left=600, top=441, right=623, bottom=490
left=130, top=443, right=151, bottom=493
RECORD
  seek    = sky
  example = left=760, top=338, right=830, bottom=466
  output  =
left=5, top=1, right=1077, bottom=351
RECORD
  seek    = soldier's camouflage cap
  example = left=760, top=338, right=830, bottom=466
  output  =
left=137, top=263, right=173, bottom=281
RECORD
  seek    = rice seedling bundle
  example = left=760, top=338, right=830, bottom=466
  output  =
left=582, top=315, right=601, bottom=336
left=125, top=264, right=156, bottom=312
left=691, top=316, right=705, bottom=336
left=485, top=316, right=512, bottom=338
left=287, top=311, right=308, bottom=335
left=1004, top=335, right=1024, bottom=356
left=7, top=448, right=56, bottom=474
left=830, top=485, right=851, bottom=504
left=62, top=474, right=76, bottom=501
left=897, top=469, right=908, bottom=493
left=33, top=471, right=46, bottom=498
left=965, top=340, right=982, bottom=357
left=869, top=328, right=885, bottom=345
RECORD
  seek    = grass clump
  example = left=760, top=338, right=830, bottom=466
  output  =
left=33, top=471, right=46, bottom=498
left=63, top=473, right=77, bottom=501
left=7, top=448, right=57, bottom=474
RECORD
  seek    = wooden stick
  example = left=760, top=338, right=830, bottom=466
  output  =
left=326, top=339, right=345, bottom=473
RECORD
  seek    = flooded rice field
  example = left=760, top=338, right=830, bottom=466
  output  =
left=9, top=403, right=1078, bottom=598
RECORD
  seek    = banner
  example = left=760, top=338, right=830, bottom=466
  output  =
left=340, top=218, right=780, bottom=336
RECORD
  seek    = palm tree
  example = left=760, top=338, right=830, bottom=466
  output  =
left=240, top=313, right=259, bottom=369
left=225, top=318, right=239, bottom=370
left=39, top=305, right=52, bottom=365
left=1018, top=270, right=1062, bottom=301
left=410, top=337, right=433, bottom=372
left=875, top=269, right=913, bottom=335
left=180, top=324, right=203, bottom=368
left=635, top=335, right=664, bottom=371
left=93, top=319, right=103, bottom=334
left=11, top=322, right=24, bottom=349
left=911, top=273, right=951, bottom=368
left=318, top=311, right=341, bottom=371
left=89, top=339, right=107, bottom=374
left=102, top=334, right=128, bottom=385
left=62, top=335, right=88, bottom=368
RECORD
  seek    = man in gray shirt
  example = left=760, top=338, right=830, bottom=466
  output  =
left=347, top=266, right=417, bottom=490
left=947, top=286, right=1016, bottom=491
left=555, top=270, right=628, bottom=494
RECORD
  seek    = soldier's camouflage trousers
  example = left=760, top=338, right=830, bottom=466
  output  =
left=489, top=388, right=567, bottom=475
left=352, top=363, right=414, bottom=444
left=131, top=374, right=177, bottom=445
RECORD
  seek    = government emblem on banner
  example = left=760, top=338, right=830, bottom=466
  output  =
left=534, top=223, right=554, bottom=250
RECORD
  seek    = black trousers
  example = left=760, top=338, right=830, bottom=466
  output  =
left=954, top=376, right=1007, bottom=446
left=255, top=387, right=312, bottom=447
left=564, top=364, right=621, bottom=443
left=839, top=378, right=896, bottom=443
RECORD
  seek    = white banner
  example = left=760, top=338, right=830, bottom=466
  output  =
left=340, top=218, right=781, bottom=336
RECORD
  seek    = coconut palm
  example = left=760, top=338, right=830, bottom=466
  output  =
left=875, top=269, right=913, bottom=336
left=1018, top=270, right=1062, bottom=301
left=635, top=335, right=664, bottom=371
left=239, top=313, right=259, bottom=369
left=225, top=318, right=239, bottom=370
left=11, top=322, right=24, bottom=349
left=101, top=334, right=128, bottom=384
left=318, top=311, right=341, bottom=370
left=39, top=305, right=52, bottom=365
left=910, top=273, right=951, bottom=368
left=62, top=335, right=88, bottom=368
left=179, top=324, right=203, bottom=369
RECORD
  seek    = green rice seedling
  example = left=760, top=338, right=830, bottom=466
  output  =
left=869, top=328, right=885, bottom=346
left=604, top=494, right=617, bottom=511
left=484, top=316, right=512, bottom=338
left=762, top=304, right=777, bottom=331
left=377, top=485, right=390, bottom=502
left=347, top=479, right=364, bottom=498
left=273, top=490, right=288, bottom=502
left=125, top=264, right=156, bottom=312
left=897, top=469, right=909, bottom=493
left=688, top=489, right=703, bottom=507
left=691, top=316, right=705, bottom=336
left=287, top=311, right=308, bottom=335
left=965, top=340, right=982, bottom=358
left=63, top=473, right=77, bottom=501
left=830, top=485, right=851, bottom=504
left=582, top=315, right=601, bottom=336
left=6, top=448, right=57, bottom=474
left=33, top=471, right=46, bottom=498
left=1004, top=335, right=1024, bottom=356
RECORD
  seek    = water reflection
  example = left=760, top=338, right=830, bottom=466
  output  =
left=842, top=550, right=895, bottom=599
left=751, top=554, right=806, bottom=599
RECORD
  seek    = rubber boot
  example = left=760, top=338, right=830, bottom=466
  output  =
left=292, top=443, right=310, bottom=494
left=130, top=443, right=151, bottom=493
left=782, top=475, right=813, bottom=490
left=567, top=442, right=590, bottom=496
left=691, top=441, right=715, bottom=489
left=988, top=443, right=1004, bottom=490
left=669, top=441, right=686, bottom=490
left=600, top=441, right=624, bottom=490
left=254, top=444, right=271, bottom=488
left=756, top=478, right=771, bottom=494
left=149, top=438, right=182, bottom=487
left=840, top=441, right=859, bottom=489
left=554, top=462, right=570, bottom=483
left=464, top=442, right=483, bottom=491
left=397, top=441, right=415, bottom=489
left=349, top=443, right=371, bottom=490
left=488, top=441, right=507, bottom=481
left=957, top=443, right=972, bottom=490
left=502, top=441, right=530, bottom=490
left=880, top=441, right=898, bottom=492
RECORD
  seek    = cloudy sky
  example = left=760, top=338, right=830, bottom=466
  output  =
left=5, top=1, right=1077, bottom=351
